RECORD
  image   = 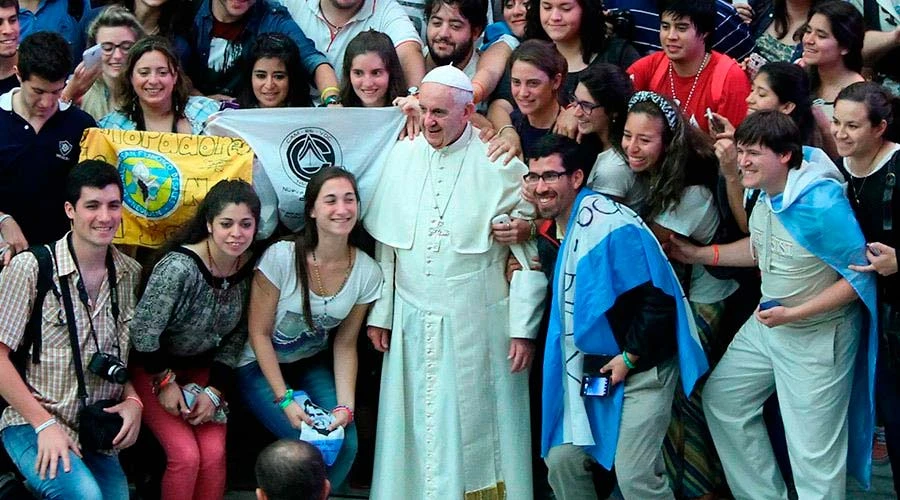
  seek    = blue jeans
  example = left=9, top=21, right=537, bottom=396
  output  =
left=236, top=355, right=358, bottom=489
left=1, top=424, right=129, bottom=500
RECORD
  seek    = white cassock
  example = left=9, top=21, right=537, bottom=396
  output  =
left=365, top=124, right=547, bottom=499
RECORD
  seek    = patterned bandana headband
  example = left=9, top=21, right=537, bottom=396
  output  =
left=628, top=91, right=679, bottom=131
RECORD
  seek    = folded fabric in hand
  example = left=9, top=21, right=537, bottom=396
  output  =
left=293, top=390, right=344, bottom=466
left=182, top=383, right=228, bottom=424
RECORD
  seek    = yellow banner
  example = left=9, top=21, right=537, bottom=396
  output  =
left=79, top=128, right=254, bottom=248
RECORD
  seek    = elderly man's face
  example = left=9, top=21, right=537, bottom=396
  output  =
left=418, top=82, right=473, bottom=149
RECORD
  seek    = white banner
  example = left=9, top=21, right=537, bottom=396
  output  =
left=206, top=107, right=406, bottom=232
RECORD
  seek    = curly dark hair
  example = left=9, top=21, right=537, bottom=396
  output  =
left=525, top=0, right=609, bottom=65
left=116, top=36, right=192, bottom=130
left=238, top=33, right=311, bottom=108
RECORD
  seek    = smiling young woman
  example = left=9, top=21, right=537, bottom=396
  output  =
left=99, top=36, right=220, bottom=134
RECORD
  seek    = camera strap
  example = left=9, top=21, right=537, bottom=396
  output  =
left=65, top=233, right=122, bottom=358
left=54, top=247, right=93, bottom=406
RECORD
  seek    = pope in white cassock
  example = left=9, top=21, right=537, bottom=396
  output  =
left=364, top=65, right=547, bottom=499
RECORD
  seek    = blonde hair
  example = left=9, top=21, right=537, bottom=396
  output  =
left=87, top=5, right=146, bottom=45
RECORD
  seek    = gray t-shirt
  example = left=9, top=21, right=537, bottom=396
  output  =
left=237, top=240, right=383, bottom=366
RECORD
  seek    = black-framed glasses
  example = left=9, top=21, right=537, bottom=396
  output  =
left=523, top=171, right=569, bottom=184
left=570, top=95, right=602, bottom=115
left=100, top=41, right=135, bottom=54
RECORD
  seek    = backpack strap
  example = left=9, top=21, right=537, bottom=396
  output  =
left=20, top=245, right=57, bottom=366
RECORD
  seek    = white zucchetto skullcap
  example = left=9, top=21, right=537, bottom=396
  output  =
left=421, top=65, right=474, bottom=93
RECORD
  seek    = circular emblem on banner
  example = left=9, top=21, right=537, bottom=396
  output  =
left=280, top=127, right=343, bottom=187
left=118, top=149, right=182, bottom=218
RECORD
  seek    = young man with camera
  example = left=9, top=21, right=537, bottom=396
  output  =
left=0, top=160, right=142, bottom=499
left=530, top=134, right=708, bottom=500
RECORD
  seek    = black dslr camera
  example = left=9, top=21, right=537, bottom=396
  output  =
left=88, top=352, right=128, bottom=384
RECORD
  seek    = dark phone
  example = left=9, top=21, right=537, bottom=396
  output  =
left=581, top=354, right=616, bottom=398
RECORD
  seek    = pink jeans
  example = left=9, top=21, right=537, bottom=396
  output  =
left=132, top=367, right=227, bottom=500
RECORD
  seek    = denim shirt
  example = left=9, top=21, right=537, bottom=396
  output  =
left=18, top=0, right=89, bottom=61
left=188, top=0, right=329, bottom=96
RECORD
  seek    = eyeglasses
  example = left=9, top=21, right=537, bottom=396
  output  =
left=570, top=95, right=602, bottom=115
left=100, top=41, right=135, bottom=54
left=523, top=171, right=569, bottom=184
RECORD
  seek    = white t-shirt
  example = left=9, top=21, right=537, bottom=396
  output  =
left=276, top=0, right=421, bottom=81
left=586, top=149, right=640, bottom=206
left=237, top=240, right=383, bottom=366
left=654, top=185, right=739, bottom=304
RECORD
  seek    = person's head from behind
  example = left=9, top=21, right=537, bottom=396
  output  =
left=800, top=0, right=863, bottom=73
left=340, top=30, right=406, bottom=108
left=170, top=179, right=260, bottom=260
left=526, top=134, right=587, bottom=220
left=734, top=110, right=802, bottom=194
left=833, top=81, right=900, bottom=160
left=526, top=0, right=608, bottom=65
left=509, top=40, right=566, bottom=120
left=425, top=0, right=486, bottom=67
left=502, top=0, right=528, bottom=38
left=88, top=5, right=146, bottom=84
left=242, top=33, right=308, bottom=108
left=15, top=32, right=72, bottom=119
left=119, top=36, right=191, bottom=123
left=573, top=62, right=633, bottom=146
left=419, top=65, right=475, bottom=148
left=64, top=160, right=125, bottom=249
left=658, top=0, right=715, bottom=61
left=255, top=440, right=330, bottom=500
left=0, top=0, right=20, bottom=61
left=746, top=62, right=815, bottom=142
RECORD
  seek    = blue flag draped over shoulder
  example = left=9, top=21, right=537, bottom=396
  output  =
left=541, top=190, right=709, bottom=468
left=764, top=168, right=878, bottom=488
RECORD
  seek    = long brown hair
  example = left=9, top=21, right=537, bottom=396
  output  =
left=291, top=167, right=365, bottom=329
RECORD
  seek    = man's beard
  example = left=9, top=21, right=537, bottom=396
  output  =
left=428, top=37, right=474, bottom=68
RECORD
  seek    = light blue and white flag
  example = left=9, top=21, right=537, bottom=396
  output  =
left=206, top=107, right=406, bottom=233
left=541, top=189, right=709, bottom=469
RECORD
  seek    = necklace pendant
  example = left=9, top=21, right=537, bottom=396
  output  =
left=222, top=278, right=229, bottom=290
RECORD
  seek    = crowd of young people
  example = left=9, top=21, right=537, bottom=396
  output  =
left=1, top=0, right=900, bottom=497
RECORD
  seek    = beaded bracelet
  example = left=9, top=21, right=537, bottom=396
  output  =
left=332, top=405, right=354, bottom=424
left=34, top=417, right=57, bottom=434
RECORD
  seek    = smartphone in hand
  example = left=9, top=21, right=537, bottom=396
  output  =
left=82, top=44, right=103, bottom=71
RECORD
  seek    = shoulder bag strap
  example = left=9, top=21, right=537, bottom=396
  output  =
left=53, top=255, right=89, bottom=404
